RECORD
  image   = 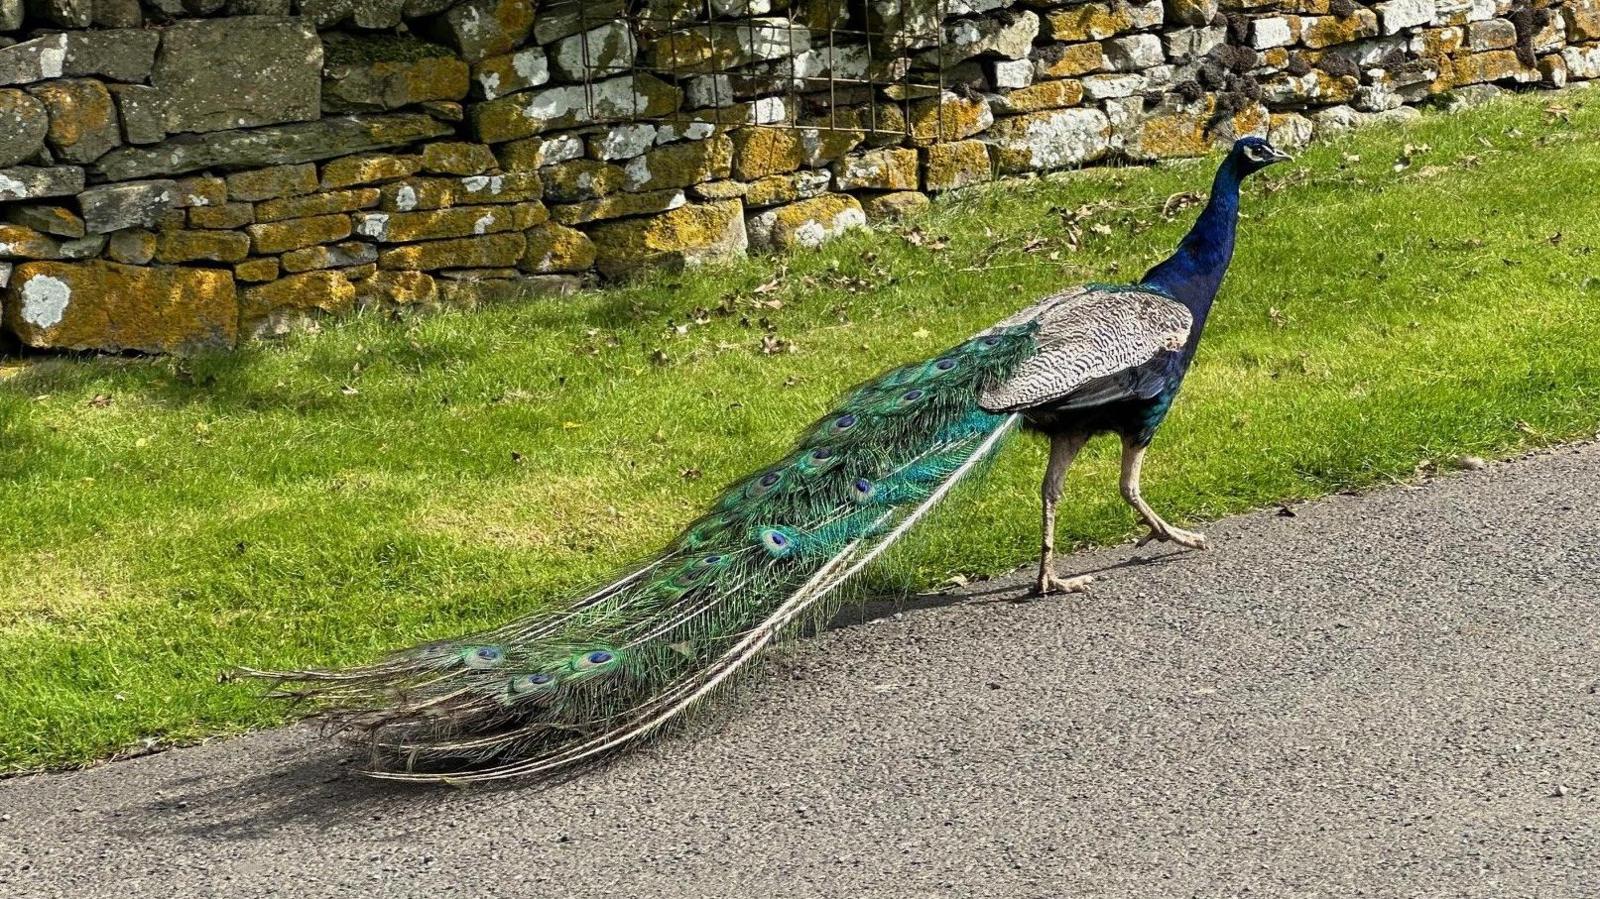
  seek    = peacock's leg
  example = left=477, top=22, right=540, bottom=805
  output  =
left=1036, top=432, right=1094, bottom=595
left=1119, top=436, right=1209, bottom=550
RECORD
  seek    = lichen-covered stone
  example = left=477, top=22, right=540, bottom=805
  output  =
left=731, top=127, right=807, bottom=179
left=746, top=194, right=865, bottom=251
left=432, top=0, right=535, bottom=62
left=377, top=232, right=527, bottom=270
left=61, top=29, right=159, bottom=82
left=80, top=179, right=179, bottom=233
left=588, top=199, right=746, bottom=278
left=540, top=160, right=624, bottom=204
left=241, top=270, right=357, bottom=337
left=153, top=17, right=322, bottom=135
left=943, top=10, right=1039, bottom=65
left=861, top=191, right=930, bottom=222
left=106, top=228, right=156, bottom=264
left=1466, top=18, right=1516, bottom=51
left=1376, top=0, right=1436, bottom=34
left=1125, top=104, right=1212, bottom=160
left=190, top=203, right=251, bottom=232
left=923, top=139, right=993, bottom=191
left=907, top=92, right=994, bottom=145
left=247, top=214, right=353, bottom=255
left=321, top=33, right=470, bottom=113
left=321, top=153, right=423, bottom=189
left=550, top=188, right=687, bottom=225
left=472, top=47, right=550, bottom=101
left=1103, top=33, right=1166, bottom=70
left=227, top=164, right=319, bottom=202
left=256, top=188, right=380, bottom=223
left=496, top=133, right=585, bottom=171
left=988, top=108, right=1112, bottom=174
left=0, top=166, right=84, bottom=204
left=1570, top=0, right=1600, bottom=41
left=1034, top=42, right=1105, bottom=79
left=1261, top=69, right=1359, bottom=104
left=107, top=84, right=163, bottom=146
left=550, top=22, right=638, bottom=81
left=471, top=74, right=681, bottom=143
left=282, top=241, right=380, bottom=273
left=533, top=0, right=627, bottom=44
left=989, top=79, right=1086, bottom=114
left=357, top=269, right=439, bottom=308
left=30, top=79, right=120, bottom=164
left=298, top=0, right=407, bottom=28
left=1163, top=25, right=1227, bottom=62
left=520, top=222, right=596, bottom=273
left=352, top=204, right=529, bottom=242
left=4, top=261, right=237, bottom=353
left=0, top=90, right=48, bottom=167
left=5, top=205, right=85, bottom=239
left=647, top=19, right=809, bottom=74
left=1046, top=3, right=1136, bottom=42
left=0, top=225, right=65, bottom=260
left=1451, top=49, right=1539, bottom=84
left=732, top=170, right=829, bottom=207
left=1166, top=0, right=1218, bottom=26
left=833, top=148, right=919, bottom=191
left=1300, top=10, right=1381, bottom=48
left=0, top=35, right=70, bottom=86
left=235, top=257, right=281, bottom=282
left=622, top=135, right=734, bottom=192
left=421, top=141, right=497, bottom=175
left=587, top=124, right=657, bottom=161
left=153, top=228, right=251, bottom=263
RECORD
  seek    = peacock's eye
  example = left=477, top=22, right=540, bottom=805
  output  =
left=934, top=359, right=956, bottom=371
left=834, top=414, right=857, bottom=430
left=586, top=651, right=613, bottom=665
left=902, top=389, right=924, bottom=402
left=982, top=336, right=1000, bottom=346
left=463, top=646, right=506, bottom=669
left=759, top=472, right=780, bottom=486
left=811, top=447, right=833, bottom=461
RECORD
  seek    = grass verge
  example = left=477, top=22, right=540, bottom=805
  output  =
left=3, top=89, right=1599, bottom=772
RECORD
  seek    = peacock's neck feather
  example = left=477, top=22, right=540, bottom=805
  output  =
left=1139, top=159, right=1244, bottom=346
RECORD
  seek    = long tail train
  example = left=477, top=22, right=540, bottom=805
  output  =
left=246, top=323, right=1040, bottom=781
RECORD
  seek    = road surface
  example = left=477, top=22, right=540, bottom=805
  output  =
left=2, top=443, right=1598, bottom=898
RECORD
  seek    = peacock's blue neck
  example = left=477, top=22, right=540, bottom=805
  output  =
left=1139, top=160, right=1243, bottom=353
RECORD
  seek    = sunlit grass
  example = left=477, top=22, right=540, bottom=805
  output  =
left=3, top=89, right=1598, bottom=771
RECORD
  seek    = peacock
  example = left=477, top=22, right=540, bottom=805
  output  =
left=250, top=137, right=1292, bottom=781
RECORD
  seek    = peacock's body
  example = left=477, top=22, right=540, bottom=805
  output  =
left=253, top=137, right=1290, bottom=781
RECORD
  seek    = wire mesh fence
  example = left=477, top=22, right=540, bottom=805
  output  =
left=560, top=0, right=958, bottom=141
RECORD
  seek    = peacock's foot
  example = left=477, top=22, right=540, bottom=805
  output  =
left=1034, top=572, right=1095, bottom=596
left=1135, top=525, right=1210, bottom=550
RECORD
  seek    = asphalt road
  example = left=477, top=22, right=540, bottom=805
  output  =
left=3, top=443, right=1598, bottom=899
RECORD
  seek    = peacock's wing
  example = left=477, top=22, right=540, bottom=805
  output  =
left=977, top=286, right=1192, bottom=413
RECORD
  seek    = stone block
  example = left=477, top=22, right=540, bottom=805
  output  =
left=471, top=74, right=681, bottom=143
left=420, top=141, right=497, bottom=175
left=352, top=204, right=528, bottom=242
left=282, top=241, right=380, bottom=273
left=94, top=113, right=453, bottom=181
left=990, top=79, right=1086, bottom=114
left=154, top=228, right=251, bottom=263
left=746, top=194, right=865, bottom=251
left=550, top=22, right=637, bottom=81
left=987, top=107, right=1112, bottom=174
left=108, top=84, right=163, bottom=145
left=298, top=0, right=406, bottom=28
left=188, top=202, right=255, bottom=229
left=1250, top=17, right=1296, bottom=49
left=550, top=188, right=687, bottom=225
left=4, top=260, right=237, bottom=353
left=1300, top=11, right=1380, bottom=48
left=1102, top=33, right=1165, bottom=70
left=235, top=257, right=281, bottom=282
left=0, top=35, right=69, bottom=86
left=923, top=140, right=993, bottom=191
left=30, top=79, right=120, bottom=164
left=834, top=148, right=919, bottom=191
left=496, top=134, right=585, bottom=171
left=1466, top=18, right=1515, bottom=51
left=321, top=33, right=470, bottom=113
left=737, top=170, right=833, bottom=208
left=240, top=271, right=357, bottom=336
left=1165, top=0, right=1217, bottom=26
left=106, top=229, right=156, bottom=264
left=0, top=89, right=47, bottom=167
left=80, top=179, right=179, bottom=233
left=1046, top=4, right=1136, bottom=42
left=861, top=191, right=930, bottom=222
left=1035, top=42, right=1105, bottom=78
left=153, top=17, right=323, bottom=135
left=256, top=188, right=380, bottom=222
left=519, top=222, right=596, bottom=273
left=646, top=19, right=809, bottom=75
left=943, top=10, right=1039, bottom=65
left=62, top=29, right=159, bottom=82
left=321, top=153, right=423, bottom=189
left=5, top=205, right=85, bottom=238
left=377, top=232, right=527, bottom=271
left=588, top=199, right=746, bottom=279
left=907, top=92, right=994, bottom=145
left=1376, top=0, right=1436, bottom=33
left=533, top=0, right=626, bottom=44
left=357, top=269, right=439, bottom=308
left=621, top=136, right=734, bottom=192
left=472, top=47, right=549, bottom=101
left=227, top=164, right=318, bottom=202
left=0, top=225, right=63, bottom=260
left=0, top=165, right=85, bottom=201
left=433, top=0, right=535, bottom=62
left=248, top=214, right=353, bottom=254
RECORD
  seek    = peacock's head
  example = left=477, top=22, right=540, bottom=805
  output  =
left=1229, top=136, right=1293, bottom=176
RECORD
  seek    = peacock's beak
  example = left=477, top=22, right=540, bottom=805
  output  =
left=1267, top=146, right=1294, bottom=164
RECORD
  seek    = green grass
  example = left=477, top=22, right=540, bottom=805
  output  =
left=4, top=89, right=1600, bottom=773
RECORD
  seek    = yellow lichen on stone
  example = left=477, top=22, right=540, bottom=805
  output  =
left=861, top=191, right=930, bottom=222
left=994, top=79, right=1086, bottom=113
left=588, top=199, right=747, bottom=279
left=1299, top=11, right=1379, bottom=49
left=923, top=140, right=993, bottom=192
left=3, top=261, right=237, bottom=353
left=834, top=148, right=919, bottom=191
left=358, top=270, right=440, bottom=308
left=247, top=214, right=354, bottom=255
left=321, top=154, right=423, bottom=189
left=154, top=229, right=251, bottom=264
left=377, top=232, right=527, bottom=270
left=732, top=127, right=808, bottom=180
left=521, top=222, right=597, bottom=273
left=746, top=194, right=866, bottom=251
left=907, top=93, right=993, bottom=145
left=1036, top=42, right=1103, bottom=78
left=1045, top=3, right=1135, bottom=42
left=241, top=271, right=357, bottom=320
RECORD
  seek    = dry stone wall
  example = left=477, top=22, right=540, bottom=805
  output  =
left=0, top=0, right=1592, bottom=353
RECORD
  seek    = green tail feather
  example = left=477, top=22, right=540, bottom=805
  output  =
left=249, top=324, right=1040, bottom=780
